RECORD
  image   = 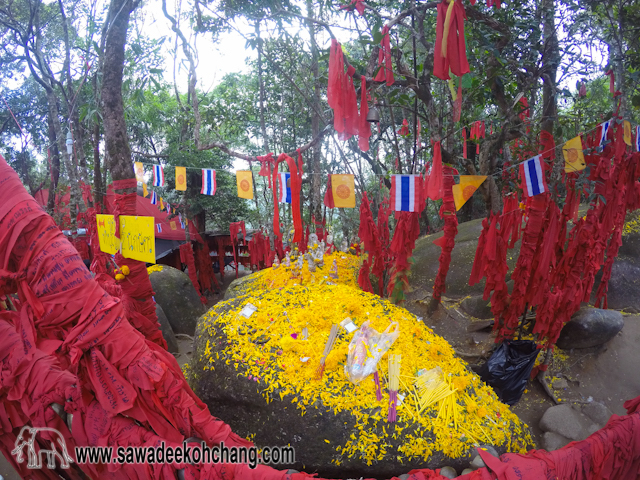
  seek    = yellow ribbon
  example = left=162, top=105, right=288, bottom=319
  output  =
left=441, top=0, right=456, bottom=58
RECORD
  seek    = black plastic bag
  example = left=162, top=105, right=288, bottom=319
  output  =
left=478, top=340, right=540, bottom=405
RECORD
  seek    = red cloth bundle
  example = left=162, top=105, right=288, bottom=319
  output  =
left=373, top=25, right=395, bottom=86
left=195, top=242, right=220, bottom=293
left=357, top=192, right=381, bottom=293
left=387, top=211, right=421, bottom=303
left=433, top=0, right=470, bottom=80
left=432, top=166, right=459, bottom=302
left=427, top=141, right=444, bottom=200
left=328, top=39, right=359, bottom=141
left=180, top=243, right=207, bottom=303
left=373, top=194, right=392, bottom=296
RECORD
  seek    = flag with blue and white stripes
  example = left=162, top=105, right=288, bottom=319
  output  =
left=156, top=223, right=162, bottom=233
left=153, top=165, right=164, bottom=187
left=636, top=125, right=640, bottom=153
left=278, top=172, right=291, bottom=203
left=598, top=120, right=611, bottom=148
left=519, top=155, right=547, bottom=198
left=201, top=169, right=216, bottom=196
left=150, top=191, right=158, bottom=205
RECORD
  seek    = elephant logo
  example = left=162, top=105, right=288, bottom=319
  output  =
left=11, top=426, right=73, bottom=469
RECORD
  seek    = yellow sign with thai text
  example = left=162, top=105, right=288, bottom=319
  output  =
left=119, top=216, right=156, bottom=263
left=96, top=214, right=118, bottom=254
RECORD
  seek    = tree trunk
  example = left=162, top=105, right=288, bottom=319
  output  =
left=93, top=121, right=103, bottom=209
left=46, top=109, right=60, bottom=215
left=305, top=0, right=323, bottom=222
left=540, top=0, right=559, bottom=136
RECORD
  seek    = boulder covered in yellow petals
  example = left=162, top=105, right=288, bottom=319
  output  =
left=190, top=281, right=534, bottom=478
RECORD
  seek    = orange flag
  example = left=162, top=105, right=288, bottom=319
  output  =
left=331, top=174, right=356, bottom=208
left=624, top=121, right=632, bottom=146
left=142, top=183, right=149, bottom=197
left=452, top=175, right=486, bottom=211
left=175, top=166, right=187, bottom=191
left=236, top=170, right=254, bottom=199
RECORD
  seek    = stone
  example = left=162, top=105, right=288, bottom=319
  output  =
left=556, top=307, right=624, bottom=350
left=439, top=466, right=457, bottom=478
left=551, top=377, right=568, bottom=390
left=461, top=468, right=474, bottom=475
left=542, top=432, right=571, bottom=451
left=460, top=295, right=494, bottom=319
left=539, top=404, right=598, bottom=441
left=469, top=455, right=485, bottom=469
left=581, top=402, right=613, bottom=428
left=156, top=303, right=179, bottom=353
left=189, top=293, right=519, bottom=479
left=397, top=475, right=410, bottom=480
left=148, top=266, right=206, bottom=335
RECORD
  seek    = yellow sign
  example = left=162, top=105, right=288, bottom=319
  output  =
left=562, top=136, right=586, bottom=173
left=624, top=121, right=632, bottom=146
left=452, top=175, right=486, bottom=211
left=175, top=166, right=187, bottom=191
left=120, top=216, right=155, bottom=263
left=236, top=170, right=254, bottom=199
left=96, top=214, right=118, bottom=254
left=134, top=162, right=145, bottom=182
left=331, top=174, right=356, bottom=208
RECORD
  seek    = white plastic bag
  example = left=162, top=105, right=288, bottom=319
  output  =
left=345, top=320, right=399, bottom=385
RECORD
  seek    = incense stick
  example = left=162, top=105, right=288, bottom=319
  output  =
left=315, top=324, right=339, bottom=379
left=387, top=354, right=401, bottom=422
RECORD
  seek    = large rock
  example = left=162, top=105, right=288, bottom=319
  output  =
left=148, top=266, right=205, bottom=335
left=539, top=404, right=598, bottom=442
left=541, top=432, right=571, bottom=451
left=556, top=307, right=624, bottom=350
left=580, top=402, right=613, bottom=429
left=460, top=295, right=493, bottom=319
left=190, top=285, right=532, bottom=479
left=155, top=303, right=179, bottom=353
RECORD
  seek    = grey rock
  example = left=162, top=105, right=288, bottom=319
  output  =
left=397, top=475, right=410, bottom=480
left=469, top=455, right=485, bottom=469
left=542, top=431, right=571, bottom=451
left=539, top=404, right=598, bottom=441
left=190, top=294, right=510, bottom=478
left=556, top=307, right=624, bottom=350
left=155, top=303, right=179, bottom=353
left=461, top=295, right=494, bottom=319
left=551, top=377, right=568, bottom=390
left=148, top=265, right=206, bottom=335
left=439, top=466, right=457, bottom=478
left=461, top=468, right=474, bottom=475
left=581, top=402, right=613, bottom=428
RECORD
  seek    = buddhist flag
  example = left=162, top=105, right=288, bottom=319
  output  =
left=142, top=183, right=149, bottom=197
left=159, top=197, right=164, bottom=210
left=175, top=166, right=187, bottom=191
left=331, top=174, right=356, bottom=208
left=236, top=170, right=253, bottom=199
left=134, top=162, right=145, bottom=182
left=452, top=175, right=486, bottom=211
left=170, top=221, right=177, bottom=230
left=562, top=136, right=586, bottom=172
left=623, top=121, right=631, bottom=146
left=520, top=155, right=547, bottom=197
left=153, top=164, right=164, bottom=186
left=201, top=169, right=216, bottom=195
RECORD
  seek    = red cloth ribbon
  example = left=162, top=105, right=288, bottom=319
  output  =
left=277, top=152, right=304, bottom=243
left=427, top=141, right=444, bottom=200
left=433, top=0, right=470, bottom=80
left=180, top=243, right=207, bottom=303
left=324, top=175, right=335, bottom=208
left=340, top=0, right=366, bottom=15
left=374, top=25, right=395, bottom=86
left=432, top=166, right=459, bottom=301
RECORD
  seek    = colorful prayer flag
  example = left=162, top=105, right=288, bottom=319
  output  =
left=159, top=197, right=164, bottom=210
left=201, top=169, right=216, bottom=195
left=153, top=164, right=164, bottom=186
left=623, top=121, right=631, bottom=146
left=562, top=136, right=586, bottom=172
left=236, top=170, right=253, bottom=199
left=157, top=224, right=162, bottom=233
left=519, top=155, right=547, bottom=197
left=331, top=174, right=356, bottom=208
left=134, top=162, right=145, bottom=183
left=142, top=182, right=149, bottom=197
left=150, top=191, right=157, bottom=205
left=166, top=202, right=171, bottom=213
left=390, top=174, right=421, bottom=212
left=598, top=120, right=611, bottom=148
left=175, top=166, right=187, bottom=191
left=452, top=175, right=486, bottom=211
left=278, top=172, right=291, bottom=203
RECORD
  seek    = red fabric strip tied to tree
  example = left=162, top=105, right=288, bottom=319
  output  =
left=374, top=25, right=395, bottom=86
left=180, top=243, right=207, bottom=304
left=357, top=192, right=380, bottom=293
left=324, top=175, right=335, bottom=208
left=432, top=166, right=459, bottom=302
left=433, top=0, right=470, bottom=80
left=387, top=211, right=421, bottom=304
left=276, top=152, right=304, bottom=243
left=427, top=141, right=444, bottom=200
